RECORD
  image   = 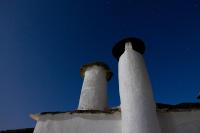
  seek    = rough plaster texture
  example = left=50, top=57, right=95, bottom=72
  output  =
left=158, top=111, right=200, bottom=133
left=118, top=43, right=161, bottom=133
left=33, top=112, right=121, bottom=133
left=33, top=110, right=200, bottom=133
left=78, top=66, right=108, bottom=110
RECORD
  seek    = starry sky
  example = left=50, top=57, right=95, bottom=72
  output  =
left=1, top=0, right=200, bottom=130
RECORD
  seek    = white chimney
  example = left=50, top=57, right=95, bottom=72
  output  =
left=112, top=38, right=161, bottom=133
left=78, top=62, right=112, bottom=110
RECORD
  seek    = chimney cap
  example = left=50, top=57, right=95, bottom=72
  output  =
left=112, top=37, right=145, bottom=60
left=80, top=62, right=113, bottom=81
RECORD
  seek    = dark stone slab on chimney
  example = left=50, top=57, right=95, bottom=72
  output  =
left=112, top=37, right=145, bottom=60
left=80, top=62, right=113, bottom=81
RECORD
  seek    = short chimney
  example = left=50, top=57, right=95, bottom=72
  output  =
left=113, top=37, right=161, bottom=133
left=78, top=62, right=112, bottom=110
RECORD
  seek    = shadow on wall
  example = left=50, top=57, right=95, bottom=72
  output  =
left=176, top=120, right=200, bottom=133
left=158, top=111, right=200, bottom=133
left=0, top=128, right=33, bottom=133
left=158, top=112, right=177, bottom=133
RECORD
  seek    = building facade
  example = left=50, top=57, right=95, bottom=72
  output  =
left=31, top=37, right=200, bottom=133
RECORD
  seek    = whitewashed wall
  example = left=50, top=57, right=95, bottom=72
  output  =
left=33, top=111, right=200, bottom=133
left=158, top=111, right=200, bottom=133
left=33, top=112, right=121, bottom=133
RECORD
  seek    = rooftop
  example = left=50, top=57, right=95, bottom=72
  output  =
left=31, top=102, right=200, bottom=121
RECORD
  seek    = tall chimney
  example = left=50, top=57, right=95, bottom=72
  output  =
left=112, top=38, right=161, bottom=133
left=78, top=62, right=112, bottom=110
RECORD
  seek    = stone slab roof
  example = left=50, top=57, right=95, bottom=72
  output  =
left=156, top=103, right=200, bottom=112
left=31, top=103, right=200, bottom=121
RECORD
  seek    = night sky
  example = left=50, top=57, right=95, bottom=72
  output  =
left=1, top=0, right=200, bottom=130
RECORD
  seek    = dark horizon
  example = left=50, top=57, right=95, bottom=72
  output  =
left=1, top=0, right=200, bottom=130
